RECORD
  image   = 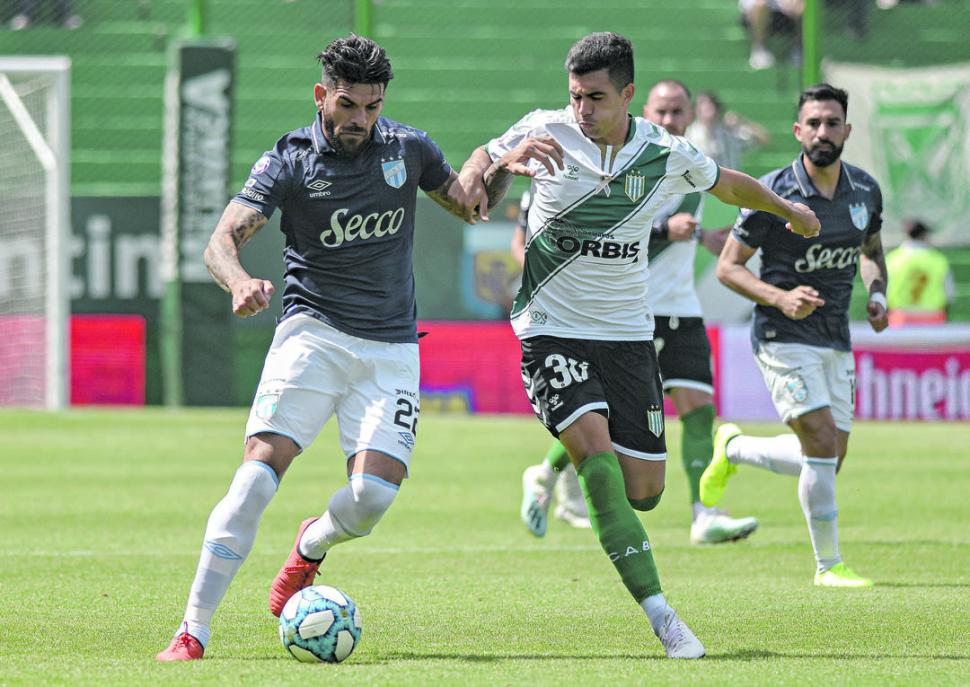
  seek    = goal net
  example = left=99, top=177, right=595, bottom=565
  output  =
left=0, top=57, right=70, bottom=409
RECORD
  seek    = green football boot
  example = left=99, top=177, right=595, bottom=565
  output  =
left=699, top=423, right=742, bottom=507
left=814, top=562, right=874, bottom=588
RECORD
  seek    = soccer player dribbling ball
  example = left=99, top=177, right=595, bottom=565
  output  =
left=156, top=34, right=481, bottom=661
left=701, top=83, right=888, bottom=588
left=461, top=32, right=820, bottom=658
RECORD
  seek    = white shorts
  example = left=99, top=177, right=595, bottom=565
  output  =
left=245, top=314, right=420, bottom=469
left=754, top=341, right=855, bottom=432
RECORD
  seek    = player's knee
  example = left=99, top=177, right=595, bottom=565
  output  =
left=331, top=474, right=399, bottom=538
left=628, top=489, right=664, bottom=512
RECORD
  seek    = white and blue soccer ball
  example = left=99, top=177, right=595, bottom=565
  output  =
left=278, top=585, right=362, bottom=663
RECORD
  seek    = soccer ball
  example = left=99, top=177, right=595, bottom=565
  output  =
left=278, top=585, right=362, bottom=663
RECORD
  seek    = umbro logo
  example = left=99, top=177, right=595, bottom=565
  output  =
left=308, top=178, right=332, bottom=198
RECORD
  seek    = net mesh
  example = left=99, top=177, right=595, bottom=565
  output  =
left=0, top=72, right=52, bottom=406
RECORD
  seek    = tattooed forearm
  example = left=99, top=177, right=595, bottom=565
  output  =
left=483, top=162, right=514, bottom=211
left=426, top=171, right=469, bottom=220
left=860, top=231, right=888, bottom=295
left=203, top=202, right=268, bottom=292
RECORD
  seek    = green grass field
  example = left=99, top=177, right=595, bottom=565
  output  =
left=1, top=409, right=968, bottom=686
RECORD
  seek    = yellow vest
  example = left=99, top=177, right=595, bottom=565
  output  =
left=886, top=244, right=950, bottom=312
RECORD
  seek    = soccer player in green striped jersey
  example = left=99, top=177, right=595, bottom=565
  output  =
left=460, top=32, right=819, bottom=658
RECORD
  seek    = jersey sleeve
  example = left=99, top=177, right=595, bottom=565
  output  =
left=232, top=142, right=292, bottom=219
left=664, top=135, right=720, bottom=194
left=415, top=130, right=453, bottom=192
left=866, top=181, right=884, bottom=236
left=485, top=109, right=546, bottom=162
left=732, top=207, right=779, bottom=248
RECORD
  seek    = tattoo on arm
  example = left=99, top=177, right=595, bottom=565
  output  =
left=483, top=163, right=514, bottom=211
left=860, top=231, right=888, bottom=296
left=203, top=202, right=268, bottom=292
left=426, top=171, right=468, bottom=220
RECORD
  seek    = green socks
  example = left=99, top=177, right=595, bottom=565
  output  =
left=576, top=452, right=662, bottom=601
left=543, top=440, right=571, bottom=472
left=681, top=404, right=715, bottom=504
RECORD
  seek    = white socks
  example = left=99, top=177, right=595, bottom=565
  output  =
left=641, top=593, right=672, bottom=634
left=727, top=433, right=803, bottom=476
left=798, top=457, right=841, bottom=572
left=182, top=461, right=278, bottom=645
left=299, top=474, right=399, bottom=561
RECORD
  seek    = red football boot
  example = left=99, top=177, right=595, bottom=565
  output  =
left=269, top=517, right=324, bottom=617
left=155, top=625, right=205, bottom=662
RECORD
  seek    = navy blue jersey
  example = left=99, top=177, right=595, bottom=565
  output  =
left=734, top=155, right=882, bottom=351
left=233, top=114, right=452, bottom=343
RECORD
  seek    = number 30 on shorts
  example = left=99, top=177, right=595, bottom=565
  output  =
left=544, top=354, right=590, bottom=389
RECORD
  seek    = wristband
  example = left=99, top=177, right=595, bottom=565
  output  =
left=869, top=292, right=887, bottom=309
left=652, top=219, right=669, bottom=240
left=692, top=226, right=703, bottom=241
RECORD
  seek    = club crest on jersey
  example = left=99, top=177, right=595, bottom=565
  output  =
left=625, top=170, right=645, bottom=202
left=382, top=158, right=407, bottom=189
left=646, top=406, right=664, bottom=437
left=849, top=202, right=869, bottom=231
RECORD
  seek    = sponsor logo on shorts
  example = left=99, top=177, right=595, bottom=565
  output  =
left=608, top=539, right=652, bottom=562
left=398, top=431, right=415, bottom=450
left=548, top=393, right=563, bottom=411
left=255, top=393, right=279, bottom=420
left=646, top=405, right=664, bottom=437
left=785, top=375, right=809, bottom=403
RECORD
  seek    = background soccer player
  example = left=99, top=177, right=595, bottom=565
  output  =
left=641, top=79, right=759, bottom=545
left=156, top=35, right=479, bottom=661
left=701, top=83, right=888, bottom=588
left=461, top=32, right=819, bottom=658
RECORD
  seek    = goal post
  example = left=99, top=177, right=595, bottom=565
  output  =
left=0, top=56, right=70, bottom=409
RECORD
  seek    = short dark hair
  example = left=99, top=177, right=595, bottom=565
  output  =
left=564, top=32, right=634, bottom=91
left=904, top=219, right=930, bottom=239
left=649, top=79, right=692, bottom=102
left=317, top=34, right=394, bottom=89
left=798, top=83, right=849, bottom=118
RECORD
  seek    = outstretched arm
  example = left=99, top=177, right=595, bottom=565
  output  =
left=425, top=169, right=482, bottom=223
left=708, top=167, right=820, bottom=238
left=203, top=201, right=275, bottom=317
left=860, top=231, right=889, bottom=332
left=717, top=233, right=825, bottom=320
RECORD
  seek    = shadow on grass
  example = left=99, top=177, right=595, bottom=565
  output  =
left=235, top=650, right=970, bottom=665
left=875, top=582, right=970, bottom=589
left=705, top=649, right=970, bottom=661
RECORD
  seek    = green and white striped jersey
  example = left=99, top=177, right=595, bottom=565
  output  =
left=645, top=192, right=705, bottom=318
left=487, top=107, right=719, bottom=341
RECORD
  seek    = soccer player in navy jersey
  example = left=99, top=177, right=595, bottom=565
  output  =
left=701, top=83, right=889, bottom=588
left=156, top=35, right=480, bottom=661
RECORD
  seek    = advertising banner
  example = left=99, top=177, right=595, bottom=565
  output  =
left=823, top=62, right=970, bottom=246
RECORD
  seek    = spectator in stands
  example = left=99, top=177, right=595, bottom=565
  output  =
left=685, top=91, right=771, bottom=170
left=886, top=219, right=954, bottom=326
left=739, top=0, right=803, bottom=70
left=9, top=0, right=82, bottom=30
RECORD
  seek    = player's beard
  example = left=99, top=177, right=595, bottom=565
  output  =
left=323, top=113, right=368, bottom=157
left=804, top=140, right=843, bottom=167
